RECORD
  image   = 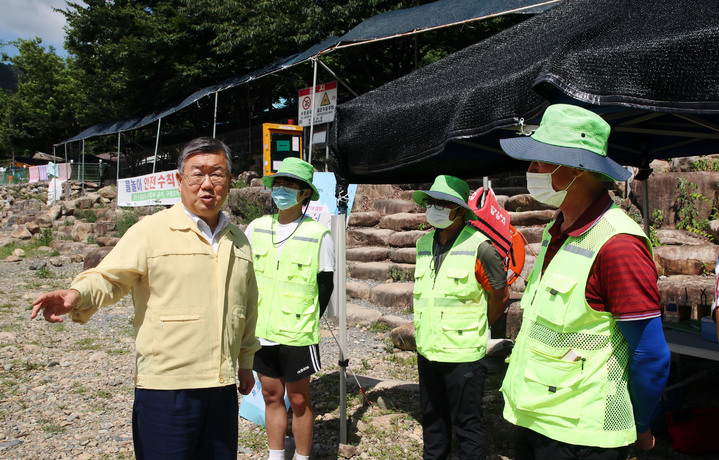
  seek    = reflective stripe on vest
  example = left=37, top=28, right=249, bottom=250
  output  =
left=252, top=215, right=328, bottom=346
left=413, top=225, right=490, bottom=363
left=501, top=206, right=652, bottom=447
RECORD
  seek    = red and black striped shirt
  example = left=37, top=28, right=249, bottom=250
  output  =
left=541, top=191, right=661, bottom=321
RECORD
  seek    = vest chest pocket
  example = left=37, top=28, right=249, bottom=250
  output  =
left=533, top=273, right=577, bottom=328
left=413, top=266, right=427, bottom=302
left=287, top=253, right=313, bottom=281
left=443, top=267, right=473, bottom=299
left=440, top=311, right=480, bottom=350
left=516, top=347, right=584, bottom=419
left=253, top=246, right=269, bottom=274
left=280, top=300, right=316, bottom=333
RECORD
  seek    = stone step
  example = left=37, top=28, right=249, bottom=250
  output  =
left=379, top=213, right=427, bottom=232
left=345, top=303, right=382, bottom=326
left=349, top=261, right=415, bottom=282
left=347, top=228, right=395, bottom=247
left=348, top=211, right=381, bottom=228
left=388, top=230, right=428, bottom=248
left=346, top=247, right=391, bottom=262
left=346, top=281, right=370, bottom=300
left=369, top=282, right=414, bottom=311
left=389, top=247, right=416, bottom=264
left=346, top=246, right=418, bottom=264
left=372, top=199, right=416, bottom=215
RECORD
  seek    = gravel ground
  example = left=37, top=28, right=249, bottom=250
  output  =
left=1, top=254, right=718, bottom=459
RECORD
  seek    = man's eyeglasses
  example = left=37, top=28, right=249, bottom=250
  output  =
left=183, top=172, right=228, bottom=186
left=425, top=199, right=457, bottom=212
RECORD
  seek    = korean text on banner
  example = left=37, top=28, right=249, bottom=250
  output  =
left=117, top=170, right=180, bottom=207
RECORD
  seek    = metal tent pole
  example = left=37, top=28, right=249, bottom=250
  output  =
left=64, top=143, right=70, bottom=200
left=213, top=92, right=219, bottom=138
left=642, top=180, right=650, bottom=237
left=117, top=132, right=122, bottom=183
left=81, top=139, right=85, bottom=195
left=331, top=214, right=348, bottom=444
left=308, top=57, right=319, bottom=164
left=116, top=132, right=122, bottom=208
left=153, top=119, right=162, bottom=174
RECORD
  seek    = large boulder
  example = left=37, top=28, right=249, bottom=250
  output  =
left=71, top=196, right=95, bottom=210
left=11, top=225, right=32, bottom=240
left=655, top=229, right=710, bottom=246
left=71, top=222, right=96, bottom=242
left=631, top=171, right=719, bottom=228
left=97, top=186, right=117, bottom=200
left=390, top=322, right=416, bottom=351
left=653, top=244, right=719, bottom=276
left=83, top=246, right=114, bottom=270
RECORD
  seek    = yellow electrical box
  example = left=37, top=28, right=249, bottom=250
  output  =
left=262, top=123, right=304, bottom=177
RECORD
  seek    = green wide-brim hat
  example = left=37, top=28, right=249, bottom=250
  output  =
left=499, top=104, right=631, bottom=182
left=412, top=175, right=478, bottom=220
left=261, top=157, right=320, bottom=201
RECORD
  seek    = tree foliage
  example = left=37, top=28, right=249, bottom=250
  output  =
left=0, top=0, right=527, bottom=163
left=0, top=38, right=79, bottom=157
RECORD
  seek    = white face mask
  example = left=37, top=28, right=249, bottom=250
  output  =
left=425, top=204, right=457, bottom=229
left=526, top=165, right=576, bottom=207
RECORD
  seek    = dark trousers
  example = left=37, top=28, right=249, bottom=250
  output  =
left=418, top=353, right=487, bottom=460
left=514, top=426, right=630, bottom=460
left=132, top=385, right=238, bottom=460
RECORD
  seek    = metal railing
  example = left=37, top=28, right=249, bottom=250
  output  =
left=0, top=167, right=30, bottom=185
left=0, top=162, right=106, bottom=186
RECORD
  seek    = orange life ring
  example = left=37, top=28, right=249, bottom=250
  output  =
left=505, top=224, right=526, bottom=285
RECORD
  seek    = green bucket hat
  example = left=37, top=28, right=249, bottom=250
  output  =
left=412, top=175, right=478, bottom=220
left=499, top=104, right=631, bottom=181
left=262, top=157, right=319, bottom=201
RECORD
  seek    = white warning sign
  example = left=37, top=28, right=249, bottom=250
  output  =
left=298, top=81, right=337, bottom=127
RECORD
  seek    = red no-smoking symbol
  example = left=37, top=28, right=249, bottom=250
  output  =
left=302, top=96, right=312, bottom=110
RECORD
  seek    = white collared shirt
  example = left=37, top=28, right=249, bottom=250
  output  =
left=184, top=207, right=229, bottom=253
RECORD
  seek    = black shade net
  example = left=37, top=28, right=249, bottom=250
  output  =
left=330, top=0, right=719, bottom=184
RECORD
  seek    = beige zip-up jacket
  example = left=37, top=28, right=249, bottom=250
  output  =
left=69, top=203, right=260, bottom=390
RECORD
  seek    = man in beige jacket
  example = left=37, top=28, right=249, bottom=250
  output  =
left=31, top=137, right=260, bottom=459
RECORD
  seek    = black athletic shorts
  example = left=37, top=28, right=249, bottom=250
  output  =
left=253, top=344, right=321, bottom=383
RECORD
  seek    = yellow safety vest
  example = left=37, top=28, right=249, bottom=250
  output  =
left=413, top=225, right=490, bottom=362
left=501, top=206, right=652, bottom=447
left=252, top=215, right=328, bottom=346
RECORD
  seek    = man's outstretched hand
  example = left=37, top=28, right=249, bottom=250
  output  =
left=31, top=289, right=81, bottom=323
